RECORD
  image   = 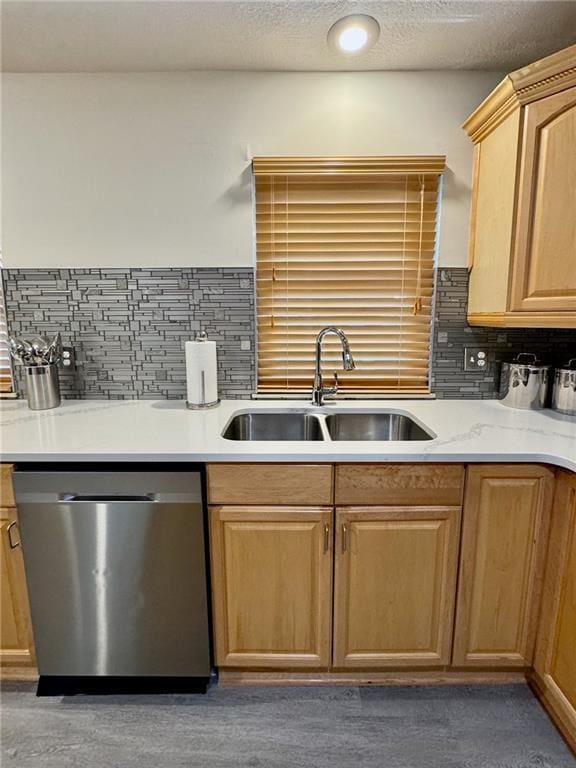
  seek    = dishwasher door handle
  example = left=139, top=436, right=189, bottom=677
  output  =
left=59, top=494, right=156, bottom=502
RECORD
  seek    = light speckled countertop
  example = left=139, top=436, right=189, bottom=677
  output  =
left=1, top=398, right=575, bottom=471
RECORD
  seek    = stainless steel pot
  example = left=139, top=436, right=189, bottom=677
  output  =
left=552, top=359, right=576, bottom=416
left=499, top=353, right=550, bottom=410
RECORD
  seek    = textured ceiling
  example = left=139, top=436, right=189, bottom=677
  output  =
left=2, top=0, right=576, bottom=73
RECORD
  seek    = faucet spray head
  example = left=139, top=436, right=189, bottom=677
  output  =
left=343, top=350, right=356, bottom=371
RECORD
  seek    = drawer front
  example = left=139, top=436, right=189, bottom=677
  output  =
left=335, top=464, right=464, bottom=506
left=0, top=465, right=15, bottom=508
left=207, top=464, right=334, bottom=505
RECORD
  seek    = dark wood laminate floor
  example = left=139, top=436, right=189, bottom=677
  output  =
left=1, top=682, right=574, bottom=767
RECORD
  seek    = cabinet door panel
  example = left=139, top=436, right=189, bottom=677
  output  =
left=209, top=506, right=332, bottom=668
left=453, top=465, right=554, bottom=667
left=0, top=508, right=35, bottom=666
left=333, top=506, right=461, bottom=668
left=534, top=471, right=576, bottom=749
left=552, top=514, right=576, bottom=706
left=511, top=87, right=576, bottom=312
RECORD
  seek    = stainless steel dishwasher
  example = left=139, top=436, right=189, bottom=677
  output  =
left=13, top=467, right=211, bottom=695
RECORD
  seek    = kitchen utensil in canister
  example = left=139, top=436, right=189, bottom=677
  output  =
left=24, top=364, right=61, bottom=410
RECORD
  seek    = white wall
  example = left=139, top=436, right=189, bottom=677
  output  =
left=2, top=71, right=501, bottom=269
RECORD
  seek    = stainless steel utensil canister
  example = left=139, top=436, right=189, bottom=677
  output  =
left=24, top=364, right=61, bottom=410
left=499, top=353, right=550, bottom=410
left=552, top=359, right=576, bottom=416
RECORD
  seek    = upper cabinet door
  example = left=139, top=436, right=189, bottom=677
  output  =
left=511, top=87, right=576, bottom=313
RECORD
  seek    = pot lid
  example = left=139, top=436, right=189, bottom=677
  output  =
left=507, top=353, right=548, bottom=370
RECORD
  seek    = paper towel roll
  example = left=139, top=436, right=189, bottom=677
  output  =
left=186, top=336, right=219, bottom=408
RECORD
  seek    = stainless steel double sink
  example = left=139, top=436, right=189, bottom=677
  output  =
left=222, top=410, right=435, bottom=442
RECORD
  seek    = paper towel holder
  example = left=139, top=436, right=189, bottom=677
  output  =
left=186, top=330, right=221, bottom=410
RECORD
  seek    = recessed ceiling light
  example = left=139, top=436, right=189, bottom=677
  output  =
left=328, top=14, right=380, bottom=56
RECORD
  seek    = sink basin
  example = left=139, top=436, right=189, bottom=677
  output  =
left=223, top=412, right=324, bottom=441
left=325, top=412, right=434, bottom=441
left=222, top=409, right=434, bottom=442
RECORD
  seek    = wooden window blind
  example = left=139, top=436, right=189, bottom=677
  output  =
left=253, top=156, right=445, bottom=395
left=0, top=268, right=13, bottom=394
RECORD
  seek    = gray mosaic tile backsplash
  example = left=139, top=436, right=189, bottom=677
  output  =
left=4, top=266, right=574, bottom=401
left=431, top=268, right=576, bottom=399
left=4, top=268, right=255, bottom=400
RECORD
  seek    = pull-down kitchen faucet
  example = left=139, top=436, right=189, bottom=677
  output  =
left=312, top=326, right=356, bottom=406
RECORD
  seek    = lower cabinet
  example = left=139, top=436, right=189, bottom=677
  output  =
left=533, top=470, right=576, bottom=749
left=207, top=463, right=562, bottom=679
left=209, top=505, right=333, bottom=668
left=453, top=465, right=554, bottom=667
left=0, top=506, right=35, bottom=667
left=333, top=506, right=461, bottom=668
left=209, top=501, right=464, bottom=671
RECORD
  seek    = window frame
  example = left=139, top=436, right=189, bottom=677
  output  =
left=252, top=156, right=445, bottom=398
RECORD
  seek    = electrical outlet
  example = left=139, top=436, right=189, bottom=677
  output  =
left=464, top=347, right=488, bottom=372
left=61, top=346, right=76, bottom=370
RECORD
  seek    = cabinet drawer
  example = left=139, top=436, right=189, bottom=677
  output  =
left=335, top=464, right=464, bottom=506
left=0, top=465, right=15, bottom=508
left=207, top=464, right=334, bottom=505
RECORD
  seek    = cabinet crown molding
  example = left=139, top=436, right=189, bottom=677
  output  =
left=463, top=43, right=576, bottom=143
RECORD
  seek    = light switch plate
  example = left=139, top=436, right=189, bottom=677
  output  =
left=464, top=347, right=488, bottom=371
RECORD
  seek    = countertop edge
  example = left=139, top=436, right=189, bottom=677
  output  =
left=1, top=451, right=574, bottom=473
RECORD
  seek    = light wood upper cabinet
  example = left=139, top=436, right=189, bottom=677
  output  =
left=511, top=88, right=576, bottom=313
left=464, top=44, right=576, bottom=328
left=333, top=506, right=461, bottom=668
left=209, top=505, right=333, bottom=668
left=0, top=483, right=35, bottom=668
left=533, top=471, right=576, bottom=750
left=453, top=465, right=554, bottom=667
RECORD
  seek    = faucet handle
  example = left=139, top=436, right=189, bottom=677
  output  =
left=323, top=372, right=339, bottom=398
